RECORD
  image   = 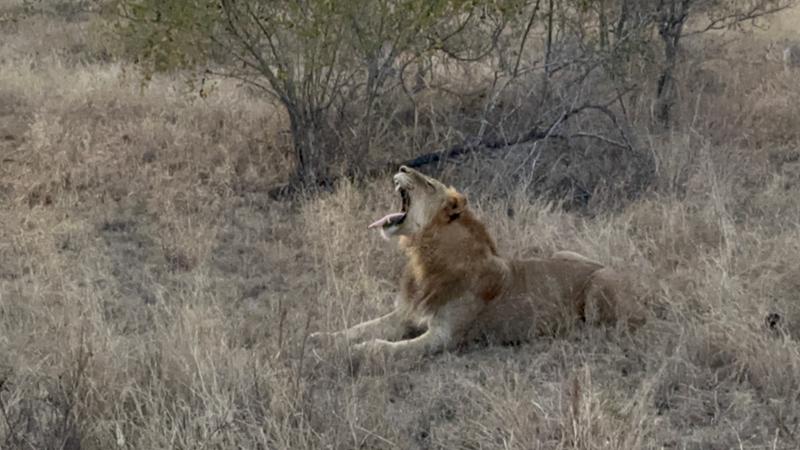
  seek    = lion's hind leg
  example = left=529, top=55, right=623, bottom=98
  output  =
left=552, top=250, right=603, bottom=267
left=582, top=268, right=646, bottom=330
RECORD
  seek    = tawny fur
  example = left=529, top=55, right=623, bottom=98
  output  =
left=399, top=204, right=504, bottom=313
left=310, top=166, right=645, bottom=370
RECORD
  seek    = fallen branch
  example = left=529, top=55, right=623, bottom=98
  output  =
left=397, top=128, right=557, bottom=169
left=398, top=89, right=633, bottom=171
left=268, top=92, right=631, bottom=200
left=266, top=128, right=558, bottom=199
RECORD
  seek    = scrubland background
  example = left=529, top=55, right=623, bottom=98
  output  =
left=1, top=0, right=800, bottom=449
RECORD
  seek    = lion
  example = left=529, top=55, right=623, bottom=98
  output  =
left=309, top=166, right=645, bottom=369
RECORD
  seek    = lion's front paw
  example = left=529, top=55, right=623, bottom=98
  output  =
left=349, top=340, right=392, bottom=375
left=305, top=332, right=338, bottom=367
left=304, top=332, right=348, bottom=377
left=307, top=331, right=327, bottom=347
left=307, top=331, right=342, bottom=351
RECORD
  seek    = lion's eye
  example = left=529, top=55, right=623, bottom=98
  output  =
left=425, top=180, right=435, bottom=191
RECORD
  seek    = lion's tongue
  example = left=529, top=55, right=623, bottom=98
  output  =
left=368, top=212, right=405, bottom=229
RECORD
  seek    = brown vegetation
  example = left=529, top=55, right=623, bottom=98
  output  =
left=1, top=1, right=800, bottom=449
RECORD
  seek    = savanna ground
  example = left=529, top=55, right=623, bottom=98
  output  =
left=2, top=1, right=800, bottom=449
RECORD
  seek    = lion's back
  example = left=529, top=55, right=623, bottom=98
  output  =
left=470, top=256, right=643, bottom=342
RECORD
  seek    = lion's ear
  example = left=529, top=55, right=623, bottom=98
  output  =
left=446, top=191, right=466, bottom=221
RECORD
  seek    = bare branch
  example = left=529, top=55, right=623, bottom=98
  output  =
left=685, top=1, right=795, bottom=37
left=512, top=0, right=542, bottom=77
left=570, top=132, right=629, bottom=149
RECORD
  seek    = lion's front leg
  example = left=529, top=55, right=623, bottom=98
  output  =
left=309, top=309, right=413, bottom=347
left=353, top=326, right=452, bottom=367
left=351, top=295, right=484, bottom=371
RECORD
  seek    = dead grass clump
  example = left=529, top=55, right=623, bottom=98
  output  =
left=625, top=199, right=726, bottom=271
left=300, top=179, right=404, bottom=336
left=3, top=4, right=800, bottom=449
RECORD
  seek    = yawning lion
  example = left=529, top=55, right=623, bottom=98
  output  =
left=310, top=166, right=645, bottom=368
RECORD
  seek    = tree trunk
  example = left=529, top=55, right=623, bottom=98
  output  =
left=598, top=0, right=608, bottom=50
left=545, top=0, right=554, bottom=77
left=655, top=0, right=690, bottom=128
left=286, top=105, right=329, bottom=187
left=656, top=32, right=679, bottom=127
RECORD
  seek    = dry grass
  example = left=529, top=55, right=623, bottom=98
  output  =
left=2, top=3, right=800, bottom=449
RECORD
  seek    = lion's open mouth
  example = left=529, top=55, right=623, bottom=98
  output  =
left=368, top=185, right=409, bottom=229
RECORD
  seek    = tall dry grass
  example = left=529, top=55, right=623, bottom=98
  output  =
left=1, top=2, right=800, bottom=449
